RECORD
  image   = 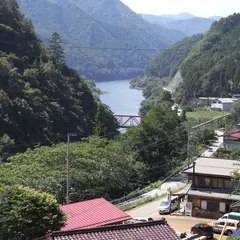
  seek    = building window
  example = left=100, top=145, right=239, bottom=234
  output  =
left=219, top=202, right=226, bottom=213
left=207, top=201, right=219, bottom=212
left=201, top=200, right=219, bottom=212
left=201, top=200, right=207, bottom=210
left=199, top=177, right=211, bottom=187
left=224, top=180, right=233, bottom=189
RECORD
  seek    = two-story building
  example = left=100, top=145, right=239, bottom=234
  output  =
left=184, top=157, right=240, bottom=219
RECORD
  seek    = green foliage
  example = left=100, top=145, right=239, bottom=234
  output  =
left=214, top=148, right=240, bottom=160
left=145, top=34, right=203, bottom=79
left=178, top=13, right=240, bottom=101
left=0, top=137, right=146, bottom=203
left=231, top=101, right=240, bottom=125
left=124, top=105, right=187, bottom=180
left=186, top=110, right=228, bottom=121
left=0, top=185, right=65, bottom=240
left=16, top=0, right=187, bottom=81
left=48, top=32, right=65, bottom=65
left=0, top=1, right=99, bottom=157
left=94, top=103, right=119, bottom=138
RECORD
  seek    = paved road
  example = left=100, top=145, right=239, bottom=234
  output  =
left=126, top=210, right=227, bottom=239
left=201, top=131, right=223, bottom=157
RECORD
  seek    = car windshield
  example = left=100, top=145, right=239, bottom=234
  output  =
left=160, top=201, right=170, bottom=207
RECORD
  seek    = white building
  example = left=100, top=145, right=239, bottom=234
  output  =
left=210, top=98, right=234, bottom=112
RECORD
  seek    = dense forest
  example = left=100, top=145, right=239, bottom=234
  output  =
left=177, top=13, right=240, bottom=103
left=130, top=34, right=203, bottom=97
left=135, top=14, right=240, bottom=105
left=145, top=34, right=204, bottom=79
left=16, top=0, right=187, bottom=81
left=0, top=0, right=188, bottom=200
left=0, top=0, right=107, bottom=159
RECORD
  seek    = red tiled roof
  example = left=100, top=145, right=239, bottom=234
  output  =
left=60, top=198, right=131, bottom=231
left=224, top=129, right=240, bottom=138
left=46, top=220, right=180, bottom=240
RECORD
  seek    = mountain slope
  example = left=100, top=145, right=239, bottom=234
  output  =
left=0, top=0, right=97, bottom=156
left=176, top=14, right=240, bottom=102
left=165, top=18, right=215, bottom=36
left=141, top=13, right=195, bottom=23
left=17, top=0, right=187, bottom=81
left=141, top=13, right=218, bottom=36
left=145, top=34, right=204, bottom=79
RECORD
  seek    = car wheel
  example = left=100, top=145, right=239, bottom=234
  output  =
left=226, top=230, right=232, bottom=236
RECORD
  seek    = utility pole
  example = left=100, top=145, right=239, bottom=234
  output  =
left=187, top=122, right=191, bottom=168
left=66, top=132, right=70, bottom=204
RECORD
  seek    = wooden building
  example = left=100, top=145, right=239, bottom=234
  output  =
left=184, top=157, right=240, bottom=219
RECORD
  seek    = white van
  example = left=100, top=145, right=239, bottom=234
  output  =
left=158, top=196, right=179, bottom=214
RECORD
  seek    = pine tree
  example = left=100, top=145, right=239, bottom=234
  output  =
left=48, top=32, right=65, bottom=65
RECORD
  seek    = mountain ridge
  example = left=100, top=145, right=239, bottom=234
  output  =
left=17, top=0, right=187, bottom=81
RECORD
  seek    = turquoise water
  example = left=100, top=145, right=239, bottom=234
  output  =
left=96, top=80, right=144, bottom=115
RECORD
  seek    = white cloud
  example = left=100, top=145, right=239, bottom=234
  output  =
left=120, top=0, right=240, bottom=18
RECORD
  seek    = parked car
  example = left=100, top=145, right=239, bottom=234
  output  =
left=191, top=223, right=214, bottom=239
left=212, top=219, right=240, bottom=236
left=158, top=196, right=179, bottom=214
left=218, top=212, right=240, bottom=222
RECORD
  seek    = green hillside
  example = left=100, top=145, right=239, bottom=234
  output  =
left=177, top=13, right=240, bottom=102
left=145, top=34, right=203, bottom=79
left=0, top=0, right=97, bottom=157
left=16, top=0, right=187, bottom=81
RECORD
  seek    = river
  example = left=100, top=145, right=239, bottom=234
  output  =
left=96, top=80, right=144, bottom=115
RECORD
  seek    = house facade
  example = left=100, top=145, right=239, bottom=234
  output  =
left=223, top=129, right=240, bottom=149
left=184, top=157, right=240, bottom=219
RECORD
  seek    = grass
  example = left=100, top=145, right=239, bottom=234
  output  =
left=186, top=110, right=228, bottom=120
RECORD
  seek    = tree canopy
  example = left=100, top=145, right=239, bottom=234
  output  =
left=0, top=1, right=102, bottom=158
left=0, top=137, right=146, bottom=203
left=177, top=14, right=240, bottom=102
left=0, top=185, right=65, bottom=240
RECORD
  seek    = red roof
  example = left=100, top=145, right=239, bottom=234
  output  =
left=44, top=219, right=180, bottom=240
left=224, top=129, right=240, bottom=138
left=60, top=198, right=131, bottom=231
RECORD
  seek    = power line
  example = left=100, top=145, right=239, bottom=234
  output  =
left=69, top=45, right=161, bottom=52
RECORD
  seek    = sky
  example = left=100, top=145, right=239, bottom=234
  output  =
left=120, top=0, right=240, bottom=18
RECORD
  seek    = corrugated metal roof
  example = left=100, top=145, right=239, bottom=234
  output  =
left=218, top=98, right=234, bottom=103
left=184, top=157, right=240, bottom=177
left=188, top=189, right=240, bottom=201
left=60, top=198, right=131, bottom=231
left=49, top=220, right=180, bottom=240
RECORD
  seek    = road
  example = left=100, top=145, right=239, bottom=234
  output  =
left=126, top=209, right=227, bottom=239
left=201, top=130, right=223, bottom=157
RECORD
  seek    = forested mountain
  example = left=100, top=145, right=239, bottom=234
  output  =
left=165, top=18, right=214, bottom=36
left=176, top=13, right=240, bottom=102
left=16, top=0, right=187, bottom=81
left=141, top=13, right=219, bottom=36
left=0, top=0, right=98, bottom=157
left=141, top=13, right=195, bottom=23
left=145, top=34, right=204, bottom=79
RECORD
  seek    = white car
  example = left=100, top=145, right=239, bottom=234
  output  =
left=212, top=219, right=240, bottom=236
left=158, top=197, right=179, bottom=214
